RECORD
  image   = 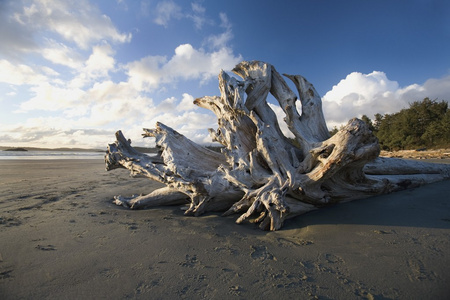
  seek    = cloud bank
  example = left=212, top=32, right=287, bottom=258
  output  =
left=0, top=0, right=242, bottom=148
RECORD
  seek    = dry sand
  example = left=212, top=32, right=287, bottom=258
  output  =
left=0, top=159, right=449, bottom=299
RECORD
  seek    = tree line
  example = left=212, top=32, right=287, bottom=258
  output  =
left=330, top=98, right=450, bottom=150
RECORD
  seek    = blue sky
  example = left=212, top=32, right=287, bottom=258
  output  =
left=1, top=0, right=449, bottom=148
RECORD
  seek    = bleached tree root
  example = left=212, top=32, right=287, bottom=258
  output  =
left=105, top=61, right=450, bottom=230
left=113, top=187, right=187, bottom=209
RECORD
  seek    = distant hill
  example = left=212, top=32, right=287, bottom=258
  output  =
left=0, top=146, right=159, bottom=153
left=3, top=147, right=28, bottom=152
left=0, top=146, right=104, bottom=152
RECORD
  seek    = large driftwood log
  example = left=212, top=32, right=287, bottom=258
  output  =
left=105, top=61, right=450, bottom=230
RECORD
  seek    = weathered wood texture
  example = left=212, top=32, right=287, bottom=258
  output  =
left=106, top=61, right=450, bottom=230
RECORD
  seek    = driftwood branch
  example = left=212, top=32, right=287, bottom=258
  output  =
left=105, top=61, right=450, bottom=230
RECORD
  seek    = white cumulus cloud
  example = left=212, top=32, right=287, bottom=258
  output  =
left=321, top=71, right=450, bottom=128
left=83, top=44, right=116, bottom=80
left=41, top=39, right=84, bottom=69
left=126, top=43, right=242, bottom=91
left=13, top=0, right=131, bottom=50
left=0, top=59, right=47, bottom=85
left=177, top=93, right=198, bottom=111
left=19, top=82, right=85, bottom=112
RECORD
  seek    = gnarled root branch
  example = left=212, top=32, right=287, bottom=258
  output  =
left=105, top=60, right=450, bottom=230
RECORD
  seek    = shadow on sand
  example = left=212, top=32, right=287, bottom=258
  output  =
left=284, top=180, right=450, bottom=230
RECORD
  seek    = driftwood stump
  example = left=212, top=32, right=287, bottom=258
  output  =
left=105, top=61, right=450, bottom=230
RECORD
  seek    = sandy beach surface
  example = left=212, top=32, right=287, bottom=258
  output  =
left=1, top=159, right=449, bottom=299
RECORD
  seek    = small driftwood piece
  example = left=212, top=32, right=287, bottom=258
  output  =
left=105, top=61, right=450, bottom=230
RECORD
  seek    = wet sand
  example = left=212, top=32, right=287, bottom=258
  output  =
left=0, top=159, right=449, bottom=299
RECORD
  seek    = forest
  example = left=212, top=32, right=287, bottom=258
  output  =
left=330, top=98, right=450, bottom=150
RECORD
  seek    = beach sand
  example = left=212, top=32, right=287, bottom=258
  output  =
left=0, top=159, right=449, bottom=299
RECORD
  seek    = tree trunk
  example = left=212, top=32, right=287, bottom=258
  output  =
left=105, top=61, right=450, bottom=230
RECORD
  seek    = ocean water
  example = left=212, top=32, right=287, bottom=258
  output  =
left=0, top=150, right=105, bottom=160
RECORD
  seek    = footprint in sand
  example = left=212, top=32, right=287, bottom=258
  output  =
left=277, top=237, right=313, bottom=247
left=229, top=285, right=244, bottom=296
left=406, top=258, right=436, bottom=281
left=314, top=253, right=345, bottom=274
left=324, top=253, right=344, bottom=264
left=373, top=229, right=393, bottom=234
left=0, top=216, right=22, bottom=227
left=0, top=269, right=13, bottom=280
left=250, top=245, right=276, bottom=261
left=119, top=221, right=139, bottom=230
left=35, top=244, right=57, bottom=251
left=180, top=254, right=199, bottom=267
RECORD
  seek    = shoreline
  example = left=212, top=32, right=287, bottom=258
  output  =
left=1, top=159, right=449, bottom=299
left=380, top=148, right=450, bottom=160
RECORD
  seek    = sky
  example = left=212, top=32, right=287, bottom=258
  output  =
left=1, top=0, right=449, bottom=149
